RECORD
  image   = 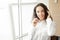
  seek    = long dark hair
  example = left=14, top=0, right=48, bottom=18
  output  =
left=32, top=3, right=52, bottom=21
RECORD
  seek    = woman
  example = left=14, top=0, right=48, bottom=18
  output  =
left=31, top=3, right=56, bottom=40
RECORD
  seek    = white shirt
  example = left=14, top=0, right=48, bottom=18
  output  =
left=30, top=18, right=56, bottom=40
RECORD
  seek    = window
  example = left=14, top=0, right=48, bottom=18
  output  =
left=21, top=4, right=36, bottom=40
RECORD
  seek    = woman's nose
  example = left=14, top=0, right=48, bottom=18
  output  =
left=39, top=12, right=42, bottom=15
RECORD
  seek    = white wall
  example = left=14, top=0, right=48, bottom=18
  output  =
left=0, top=0, right=17, bottom=40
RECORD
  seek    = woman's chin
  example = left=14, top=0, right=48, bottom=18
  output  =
left=40, top=18, right=45, bottom=21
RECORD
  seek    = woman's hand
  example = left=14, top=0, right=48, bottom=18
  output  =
left=32, top=18, right=39, bottom=27
left=47, top=11, right=53, bottom=20
left=47, top=11, right=51, bottom=18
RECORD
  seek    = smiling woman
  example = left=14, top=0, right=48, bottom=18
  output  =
left=31, top=3, right=56, bottom=40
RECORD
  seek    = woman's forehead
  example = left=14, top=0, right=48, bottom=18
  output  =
left=36, top=6, right=44, bottom=11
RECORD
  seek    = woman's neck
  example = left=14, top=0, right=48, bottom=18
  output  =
left=38, top=19, right=46, bottom=23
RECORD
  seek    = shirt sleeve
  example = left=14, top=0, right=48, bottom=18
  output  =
left=46, top=18, right=56, bottom=36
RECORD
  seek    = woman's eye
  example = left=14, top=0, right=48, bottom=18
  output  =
left=37, top=11, right=39, bottom=13
left=41, top=10, right=44, bottom=12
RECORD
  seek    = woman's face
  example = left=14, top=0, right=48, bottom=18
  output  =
left=36, top=6, right=45, bottom=21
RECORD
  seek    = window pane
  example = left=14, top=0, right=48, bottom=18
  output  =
left=8, top=0, right=18, bottom=4
left=0, top=0, right=18, bottom=40
left=21, top=4, right=36, bottom=40
left=16, top=39, right=19, bottom=40
left=21, top=0, right=37, bottom=3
